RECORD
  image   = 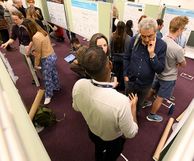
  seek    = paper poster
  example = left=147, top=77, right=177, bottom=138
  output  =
left=71, top=0, right=99, bottom=39
left=123, top=2, right=145, bottom=34
left=162, top=7, right=194, bottom=41
left=46, top=0, right=67, bottom=28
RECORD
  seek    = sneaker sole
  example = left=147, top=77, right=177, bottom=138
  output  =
left=146, top=116, right=163, bottom=122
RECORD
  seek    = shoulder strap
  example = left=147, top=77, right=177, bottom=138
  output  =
left=132, top=34, right=141, bottom=51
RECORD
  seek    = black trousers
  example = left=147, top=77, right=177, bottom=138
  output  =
left=88, top=130, right=126, bottom=161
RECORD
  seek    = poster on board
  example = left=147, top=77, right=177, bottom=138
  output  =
left=161, top=7, right=194, bottom=40
left=46, top=0, right=67, bottom=28
left=123, top=2, right=145, bottom=34
left=71, top=0, right=99, bottom=39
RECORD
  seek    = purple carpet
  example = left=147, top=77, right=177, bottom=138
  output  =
left=4, top=36, right=194, bottom=161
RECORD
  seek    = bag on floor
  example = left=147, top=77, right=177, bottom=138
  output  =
left=33, top=106, right=57, bottom=127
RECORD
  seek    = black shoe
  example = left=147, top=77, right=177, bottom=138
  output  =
left=32, top=78, right=41, bottom=85
left=32, top=80, right=36, bottom=85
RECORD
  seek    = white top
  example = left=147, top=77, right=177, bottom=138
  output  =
left=158, top=36, right=185, bottom=81
left=72, top=79, right=138, bottom=141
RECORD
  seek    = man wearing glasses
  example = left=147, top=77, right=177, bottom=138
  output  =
left=123, top=17, right=167, bottom=117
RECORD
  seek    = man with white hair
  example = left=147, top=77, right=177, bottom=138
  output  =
left=123, top=17, right=167, bottom=116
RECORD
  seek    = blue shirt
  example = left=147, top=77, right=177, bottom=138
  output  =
left=156, top=30, right=163, bottom=39
left=123, top=36, right=167, bottom=87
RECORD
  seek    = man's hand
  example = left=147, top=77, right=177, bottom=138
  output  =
left=147, top=37, right=156, bottom=57
left=129, top=93, right=138, bottom=123
left=124, top=76, right=129, bottom=82
left=129, top=93, right=138, bottom=106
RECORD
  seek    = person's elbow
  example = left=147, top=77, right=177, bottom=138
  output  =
left=180, top=60, right=186, bottom=67
left=124, top=124, right=138, bottom=138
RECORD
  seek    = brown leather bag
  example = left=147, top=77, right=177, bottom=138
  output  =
left=0, top=19, right=8, bottom=30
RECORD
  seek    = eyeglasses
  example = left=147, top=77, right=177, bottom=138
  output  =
left=141, top=33, right=155, bottom=39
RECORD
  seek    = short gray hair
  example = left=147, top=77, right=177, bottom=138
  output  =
left=138, top=17, right=158, bottom=32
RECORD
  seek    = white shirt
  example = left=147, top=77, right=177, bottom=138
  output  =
left=72, top=79, right=138, bottom=141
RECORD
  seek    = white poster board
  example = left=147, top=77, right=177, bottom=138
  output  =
left=162, top=99, right=194, bottom=151
left=71, top=0, right=99, bottom=39
left=46, top=0, right=67, bottom=28
left=123, top=2, right=145, bottom=34
left=161, top=7, right=194, bottom=40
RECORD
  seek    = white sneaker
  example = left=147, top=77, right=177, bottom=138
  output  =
left=44, top=97, right=51, bottom=105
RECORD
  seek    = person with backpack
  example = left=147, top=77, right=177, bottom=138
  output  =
left=123, top=17, right=167, bottom=116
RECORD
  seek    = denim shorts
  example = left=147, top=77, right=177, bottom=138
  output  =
left=152, top=77, right=176, bottom=99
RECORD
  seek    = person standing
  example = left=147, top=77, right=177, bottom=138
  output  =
left=1, top=12, right=40, bottom=85
left=26, top=0, right=43, bottom=21
left=25, top=20, right=60, bottom=105
left=72, top=46, right=138, bottom=161
left=110, top=21, right=130, bottom=91
left=123, top=17, right=167, bottom=115
left=11, top=0, right=26, bottom=17
left=156, top=18, right=164, bottom=39
left=89, top=33, right=110, bottom=57
left=126, top=19, right=133, bottom=37
left=1, top=11, right=31, bottom=55
left=146, top=16, right=188, bottom=122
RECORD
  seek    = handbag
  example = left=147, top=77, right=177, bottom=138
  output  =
left=0, top=19, right=8, bottom=30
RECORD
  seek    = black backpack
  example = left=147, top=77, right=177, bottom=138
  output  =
left=33, top=106, right=57, bottom=127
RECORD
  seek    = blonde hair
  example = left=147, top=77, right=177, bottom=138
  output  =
left=112, top=6, right=119, bottom=18
left=26, top=7, right=38, bottom=20
left=169, top=16, right=189, bottom=33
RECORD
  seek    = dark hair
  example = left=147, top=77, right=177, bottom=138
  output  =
left=111, top=21, right=126, bottom=53
left=82, top=46, right=108, bottom=79
left=156, top=19, right=164, bottom=26
left=138, top=15, right=147, bottom=24
left=70, top=37, right=80, bottom=45
left=126, top=20, right=133, bottom=37
left=76, top=45, right=88, bottom=65
left=89, top=33, right=110, bottom=56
